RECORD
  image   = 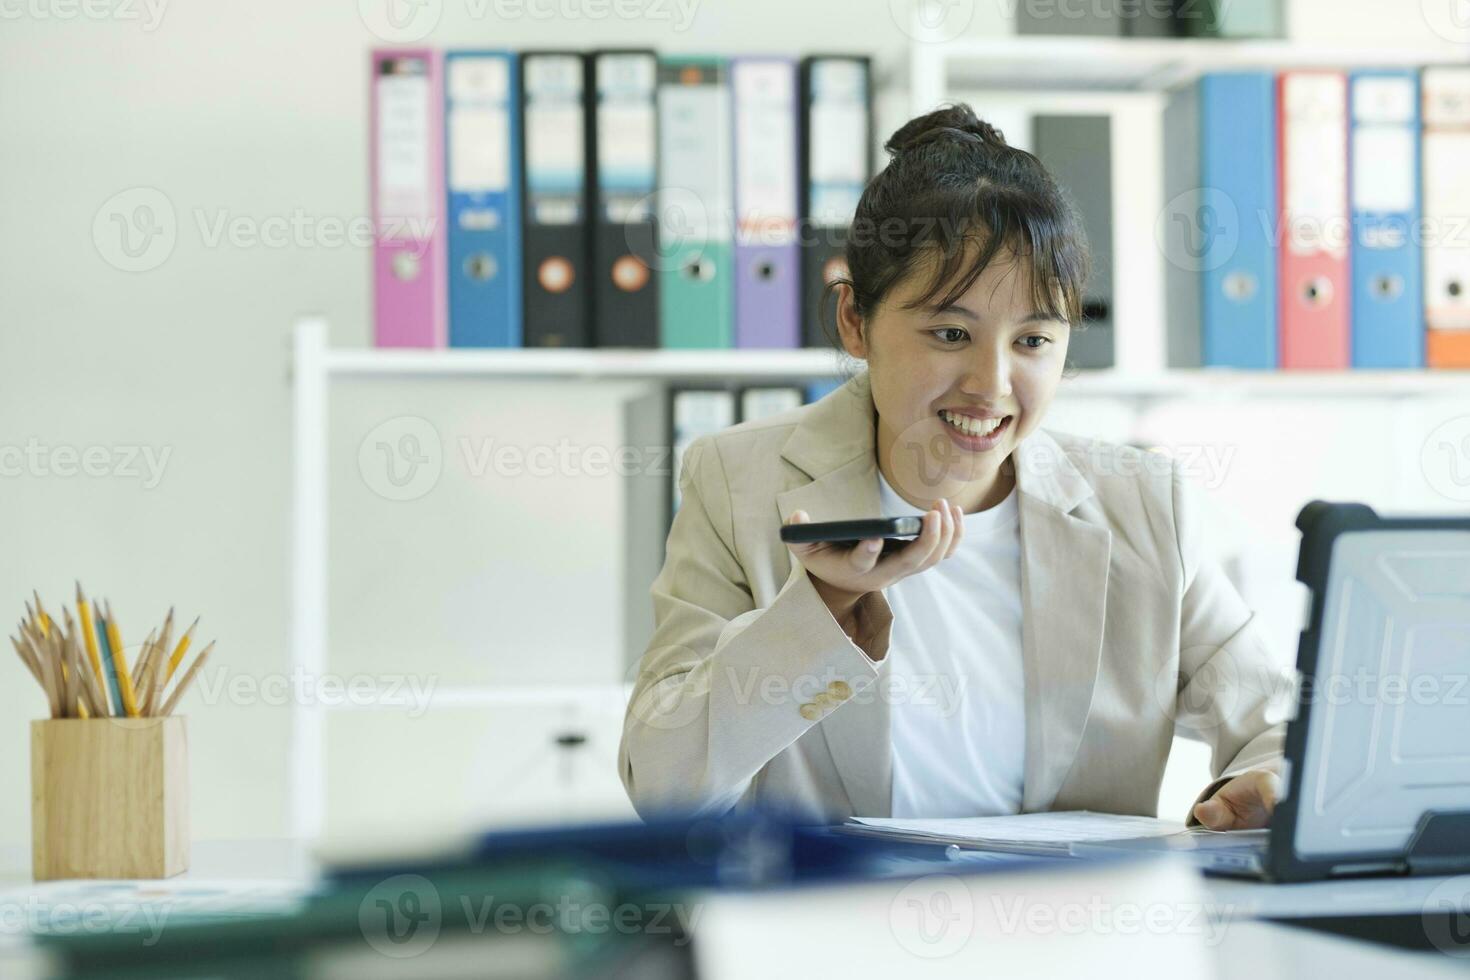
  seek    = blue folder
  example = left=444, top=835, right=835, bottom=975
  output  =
left=445, top=51, right=523, bottom=348
left=1350, top=69, right=1424, bottom=368
left=1200, top=72, right=1278, bottom=369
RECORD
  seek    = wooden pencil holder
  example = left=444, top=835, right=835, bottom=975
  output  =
left=30, top=717, right=189, bottom=881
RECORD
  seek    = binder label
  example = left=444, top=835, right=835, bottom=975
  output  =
left=735, top=61, right=798, bottom=247
left=597, top=54, right=657, bottom=223
left=525, top=55, right=585, bottom=226
left=377, top=57, right=434, bottom=233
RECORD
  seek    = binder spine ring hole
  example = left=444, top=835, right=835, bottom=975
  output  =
left=1223, top=272, right=1258, bottom=302
left=1303, top=277, right=1334, bottom=307
left=465, top=254, right=499, bottom=281
left=612, top=255, right=650, bottom=292
left=1372, top=274, right=1404, bottom=301
left=538, top=257, right=575, bottom=294
left=391, top=252, right=421, bottom=281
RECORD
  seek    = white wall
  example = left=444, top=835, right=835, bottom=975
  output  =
left=0, top=0, right=950, bottom=849
left=1, top=0, right=1462, bottom=847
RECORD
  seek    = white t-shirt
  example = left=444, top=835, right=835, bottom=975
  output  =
left=877, top=469, right=1027, bottom=818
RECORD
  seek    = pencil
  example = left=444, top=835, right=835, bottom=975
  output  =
left=102, top=601, right=140, bottom=718
left=11, top=634, right=42, bottom=686
left=76, top=582, right=107, bottom=698
left=135, top=629, right=159, bottom=716
left=143, top=637, right=166, bottom=717
left=32, top=590, right=51, bottom=638
left=160, top=641, right=214, bottom=717
left=60, top=610, right=83, bottom=716
left=65, top=616, right=107, bottom=718
left=131, top=629, right=157, bottom=711
left=165, top=616, right=198, bottom=683
left=61, top=626, right=91, bottom=719
left=95, top=613, right=125, bottom=717
left=53, top=629, right=75, bottom=718
left=22, top=621, right=60, bottom=718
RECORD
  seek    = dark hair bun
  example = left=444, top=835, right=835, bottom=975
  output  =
left=884, top=103, right=1007, bottom=157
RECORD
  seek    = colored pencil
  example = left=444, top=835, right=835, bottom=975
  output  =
left=160, top=641, right=214, bottom=716
left=13, top=591, right=215, bottom=720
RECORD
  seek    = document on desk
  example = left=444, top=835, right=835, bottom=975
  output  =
left=841, top=811, right=1187, bottom=855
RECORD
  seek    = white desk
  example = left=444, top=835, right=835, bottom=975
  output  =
left=0, top=840, right=1463, bottom=979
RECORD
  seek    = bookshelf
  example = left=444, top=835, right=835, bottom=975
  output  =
left=905, top=35, right=1470, bottom=108
left=902, top=30, right=1470, bottom=383
left=292, top=317, right=1470, bottom=838
left=323, top=343, right=857, bottom=380
left=310, top=325, right=1470, bottom=395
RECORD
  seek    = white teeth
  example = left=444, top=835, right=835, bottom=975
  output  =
left=941, top=411, right=1004, bottom=437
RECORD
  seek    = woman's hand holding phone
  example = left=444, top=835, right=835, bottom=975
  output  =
left=783, top=501, right=964, bottom=640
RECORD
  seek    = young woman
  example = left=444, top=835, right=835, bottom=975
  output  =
left=620, top=104, right=1289, bottom=830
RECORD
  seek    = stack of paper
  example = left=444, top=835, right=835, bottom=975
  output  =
left=839, top=811, right=1186, bottom=855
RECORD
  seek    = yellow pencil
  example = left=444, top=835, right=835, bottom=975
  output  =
left=32, top=590, right=51, bottom=638
left=165, top=617, right=199, bottom=682
left=160, top=641, right=214, bottom=716
left=75, top=582, right=107, bottom=697
left=103, top=600, right=140, bottom=718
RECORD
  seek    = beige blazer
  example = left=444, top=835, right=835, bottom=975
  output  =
left=619, top=371, right=1289, bottom=823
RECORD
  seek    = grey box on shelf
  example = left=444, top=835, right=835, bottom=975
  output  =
left=1032, top=114, right=1115, bottom=370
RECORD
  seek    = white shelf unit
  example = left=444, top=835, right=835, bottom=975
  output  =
left=291, top=318, right=636, bottom=841
left=906, top=35, right=1470, bottom=108
left=316, top=336, right=1470, bottom=396
left=323, top=343, right=859, bottom=381
left=292, top=317, right=1470, bottom=838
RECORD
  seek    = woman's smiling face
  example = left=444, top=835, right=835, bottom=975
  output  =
left=836, top=246, right=1071, bottom=514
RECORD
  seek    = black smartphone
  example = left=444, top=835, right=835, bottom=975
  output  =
left=780, top=516, right=924, bottom=555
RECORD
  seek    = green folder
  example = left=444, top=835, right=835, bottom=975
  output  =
left=656, top=56, right=734, bottom=349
